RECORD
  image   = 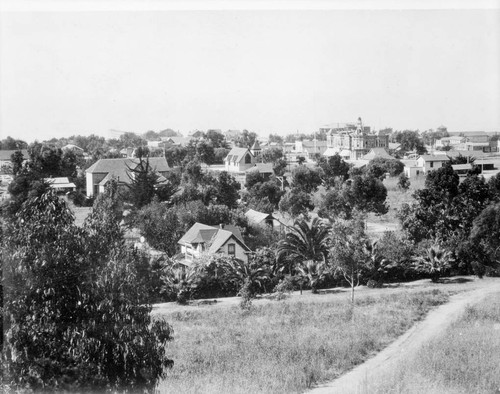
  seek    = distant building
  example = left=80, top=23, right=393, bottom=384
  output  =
left=324, top=117, right=389, bottom=160
left=44, top=177, right=76, bottom=192
left=85, top=157, right=170, bottom=198
left=223, top=142, right=273, bottom=187
left=403, top=154, right=449, bottom=178
left=176, top=223, right=251, bottom=265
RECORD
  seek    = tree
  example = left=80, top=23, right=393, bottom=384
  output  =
left=205, top=130, right=228, bottom=149
left=317, top=154, right=351, bottom=188
left=0, top=136, right=27, bottom=150
left=278, top=188, right=314, bottom=218
left=213, top=171, right=241, bottom=209
left=10, top=150, right=25, bottom=176
left=134, top=200, right=182, bottom=256
left=413, top=244, right=454, bottom=282
left=127, top=157, right=161, bottom=208
left=262, top=147, right=284, bottom=164
left=276, top=217, right=330, bottom=281
left=328, top=217, right=367, bottom=302
left=2, top=189, right=173, bottom=391
left=469, top=202, right=500, bottom=274
left=290, top=165, right=322, bottom=194
left=320, top=175, right=388, bottom=220
left=395, top=130, right=426, bottom=154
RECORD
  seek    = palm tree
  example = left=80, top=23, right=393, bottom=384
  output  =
left=276, top=217, right=330, bottom=292
left=414, top=244, right=454, bottom=283
left=296, top=260, right=329, bottom=294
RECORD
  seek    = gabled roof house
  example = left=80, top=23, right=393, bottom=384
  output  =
left=176, top=223, right=251, bottom=265
left=85, top=157, right=170, bottom=198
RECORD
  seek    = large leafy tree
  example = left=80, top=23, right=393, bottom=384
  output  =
left=319, top=174, right=388, bottom=220
left=2, top=187, right=173, bottom=391
left=317, top=154, right=351, bottom=188
left=278, top=188, right=314, bottom=219
left=290, top=165, right=322, bottom=194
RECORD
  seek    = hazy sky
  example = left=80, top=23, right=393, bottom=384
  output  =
left=1, top=2, right=499, bottom=142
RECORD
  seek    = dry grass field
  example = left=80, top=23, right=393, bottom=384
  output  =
left=362, top=290, right=500, bottom=394
left=153, top=280, right=490, bottom=394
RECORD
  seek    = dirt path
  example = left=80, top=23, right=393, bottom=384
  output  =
left=308, top=279, right=500, bottom=394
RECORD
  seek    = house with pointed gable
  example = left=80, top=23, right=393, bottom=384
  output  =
left=176, top=223, right=251, bottom=265
left=85, top=157, right=170, bottom=198
left=223, top=141, right=273, bottom=187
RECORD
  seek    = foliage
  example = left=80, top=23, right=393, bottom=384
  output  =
left=413, top=244, right=454, bottom=282
left=244, top=176, right=284, bottom=211
left=328, top=216, right=368, bottom=302
left=397, top=172, right=410, bottom=190
left=126, top=156, right=163, bottom=208
left=316, top=154, right=351, bottom=188
left=276, top=217, right=330, bottom=277
left=0, top=136, right=28, bottom=150
left=296, top=260, right=329, bottom=293
left=394, top=130, right=427, bottom=154
left=469, top=202, right=500, bottom=275
left=319, top=174, right=388, bottom=220
left=290, top=165, right=322, bottom=194
left=366, top=157, right=404, bottom=177
left=162, top=263, right=199, bottom=304
left=398, top=165, right=494, bottom=274
left=2, top=188, right=173, bottom=392
left=213, top=171, right=241, bottom=209
left=278, top=188, right=314, bottom=218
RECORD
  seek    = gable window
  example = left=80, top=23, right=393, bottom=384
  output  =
left=228, top=243, right=236, bottom=256
left=245, top=154, right=251, bottom=164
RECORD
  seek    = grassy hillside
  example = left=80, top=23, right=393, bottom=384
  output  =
left=156, top=289, right=448, bottom=394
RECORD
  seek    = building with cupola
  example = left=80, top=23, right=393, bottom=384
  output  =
left=323, top=117, right=390, bottom=160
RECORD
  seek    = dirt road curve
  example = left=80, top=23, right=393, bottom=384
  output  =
left=308, top=279, right=500, bottom=394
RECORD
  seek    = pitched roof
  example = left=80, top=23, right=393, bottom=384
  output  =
left=418, top=155, right=450, bottom=162
left=362, top=148, right=393, bottom=161
left=87, top=157, right=169, bottom=175
left=245, top=209, right=273, bottom=224
left=250, top=141, right=261, bottom=151
left=225, top=147, right=251, bottom=163
left=44, top=177, right=76, bottom=189
left=178, top=223, right=218, bottom=245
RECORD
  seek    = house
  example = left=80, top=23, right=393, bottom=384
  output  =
left=245, top=209, right=283, bottom=232
left=44, top=177, right=76, bottom=192
left=176, top=223, right=251, bottom=265
left=403, top=154, right=450, bottom=178
left=85, top=157, right=170, bottom=197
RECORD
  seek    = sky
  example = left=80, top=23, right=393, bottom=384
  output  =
left=1, top=1, right=499, bottom=142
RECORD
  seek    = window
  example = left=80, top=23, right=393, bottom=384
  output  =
left=228, top=243, right=235, bottom=256
left=430, top=162, right=434, bottom=168
left=245, top=154, right=251, bottom=164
